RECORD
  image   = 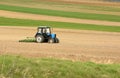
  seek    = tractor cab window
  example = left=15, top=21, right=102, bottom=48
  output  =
left=38, top=28, right=41, bottom=33
left=46, top=28, right=51, bottom=34
left=42, top=28, right=46, bottom=33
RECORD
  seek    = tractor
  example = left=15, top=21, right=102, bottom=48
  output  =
left=35, top=26, right=59, bottom=43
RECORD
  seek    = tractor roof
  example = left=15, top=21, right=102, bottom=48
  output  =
left=38, top=26, right=50, bottom=29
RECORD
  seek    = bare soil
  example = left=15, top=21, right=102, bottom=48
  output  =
left=0, top=26, right=120, bottom=63
left=0, top=10, right=120, bottom=26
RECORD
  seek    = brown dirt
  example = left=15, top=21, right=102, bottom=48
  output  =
left=0, top=10, right=120, bottom=26
left=0, top=26, right=120, bottom=64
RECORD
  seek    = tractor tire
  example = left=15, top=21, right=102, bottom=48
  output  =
left=48, top=38, right=55, bottom=43
left=36, top=35, right=44, bottom=43
left=55, top=38, right=59, bottom=43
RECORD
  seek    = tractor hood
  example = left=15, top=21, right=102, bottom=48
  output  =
left=51, top=33, right=56, bottom=39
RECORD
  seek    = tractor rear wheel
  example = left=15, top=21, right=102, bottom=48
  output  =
left=36, top=35, right=44, bottom=43
left=48, top=38, right=55, bottom=43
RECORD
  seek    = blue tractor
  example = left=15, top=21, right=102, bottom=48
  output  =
left=35, top=26, right=59, bottom=43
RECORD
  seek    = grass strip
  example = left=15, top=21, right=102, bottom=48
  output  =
left=0, top=17, right=120, bottom=32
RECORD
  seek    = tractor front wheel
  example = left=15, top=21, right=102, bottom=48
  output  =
left=36, top=35, right=44, bottom=43
left=48, top=38, right=55, bottom=43
left=55, top=38, right=59, bottom=43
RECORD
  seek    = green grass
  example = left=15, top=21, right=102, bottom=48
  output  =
left=1, top=4, right=120, bottom=22
left=0, top=55, right=120, bottom=78
left=0, top=17, right=120, bottom=32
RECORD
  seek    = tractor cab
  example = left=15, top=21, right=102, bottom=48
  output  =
left=35, top=26, right=59, bottom=43
left=37, top=26, right=51, bottom=34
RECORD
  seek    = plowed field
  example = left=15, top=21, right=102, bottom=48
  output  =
left=0, top=26, right=120, bottom=63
